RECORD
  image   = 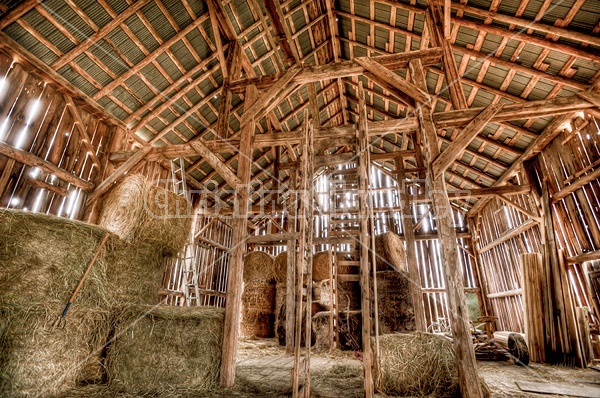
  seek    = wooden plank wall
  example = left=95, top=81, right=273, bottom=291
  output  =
left=0, top=50, right=128, bottom=220
left=530, top=114, right=600, bottom=323
left=474, top=186, right=542, bottom=332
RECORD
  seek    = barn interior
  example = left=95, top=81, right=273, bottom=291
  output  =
left=0, top=0, right=600, bottom=397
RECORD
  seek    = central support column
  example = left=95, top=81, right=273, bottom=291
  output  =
left=220, top=84, right=258, bottom=388
left=409, top=58, right=483, bottom=398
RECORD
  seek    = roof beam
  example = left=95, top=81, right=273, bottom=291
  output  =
left=92, top=13, right=209, bottom=100
left=432, top=103, right=504, bottom=178
left=0, top=0, right=42, bottom=30
left=52, top=0, right=153, bottom=70
left=229, top=47, right=444, bottom=92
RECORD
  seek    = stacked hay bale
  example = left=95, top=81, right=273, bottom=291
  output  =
left=241, top=251, right=276, bottom=338
left=375, top=333, right=490, bottom=397
left=319, top=279, right=361, bottom=311
left=374, top=232, right=406, bottom=272
left=106, top=306, right=224, bottom=392
left=374, top=270, right=416, bottom=334
left=0, top=209, right=115, bottom=396
left=0, top=174, right=214, bottom=396
left=273, top=251, right=288, bottom=330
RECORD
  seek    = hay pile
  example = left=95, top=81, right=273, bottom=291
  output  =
left=0, top=303, right=110, bottom=397
left=319, top=279, right=361, bottom=311
left=106, top=306, right=224, bottom=392
left=312, top=311, right=333, bottom=351
left=374, top=232, right=406, bottom=272
left=312, top=251, right=332, bottom=282
left=374, top=270, right=415, bottom=334
left=241, top=282, right=276, bottom=338
left=99, top=174, right=191, bottom=255
left=375, top=333, right=490, bottom=397
left=243, top=251, right=275, bottom=283
left=339, top=310, right=362, bottom=351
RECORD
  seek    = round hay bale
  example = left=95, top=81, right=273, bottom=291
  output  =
left=275, top=303, right=315, bottom=347
left=319, top=279, right=361, bottom=311
left=374, top=270, right=415, bottom=334
left=312, top=252, right=331, bottom=282
left=312, top=281, right=322, bottom=301
left=242, top=282, right=275, bottom=312
left=107, top=306, right=224, bottom=392
left=97, top=174, right=146, bottom=242
left=339, top=310, right=362, bottom=351
left=243, top=251, right=275, bottom=283
left=0, top=303, right=110, bottom=397
left=312, top=311, right=333, bottom=352
left=273, top=251, right=288, bottom=284
left=375, top=333, right=490, bottom=397
left=374, top=232, right=406, bottom=272
left=99, top=175, right=191, bottom=256
left=240, top=310, right=275, bottom=339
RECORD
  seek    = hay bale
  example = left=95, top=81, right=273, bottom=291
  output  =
left=273, top=251, right=288, bottom=284
left=0, top=209, right=111, bottom=307
left=240, top=282, right=276, bottom=338
left=99, top=174, right=191, bottom=255
left=336, top=254, right=359, bottom=275
left=374, top=232, right=406, bottom=272
left=106, top=305, right=223, bottom=392
left=274, top=283, right=287, bottom=328
left=312, top=251, right=331, bottom=282
left=275, top=303, right=315, bottom=347
left=0, top=303, right=110, bottom=397
left=0, top=209, right=167, bottom=308
left=338, top=310, right=362, bottom=351
left=319, top=279, right=361, bottom=311
left=374, top=270, right=415, bottom=334
left=375, top=333, right=490, bottom=397
left=312, top=311, right=333, bottom=352
left=243, top=251, right=275, bottom=283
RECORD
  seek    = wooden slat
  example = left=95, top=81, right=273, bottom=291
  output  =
left=0, top=142, right=94, bottom=191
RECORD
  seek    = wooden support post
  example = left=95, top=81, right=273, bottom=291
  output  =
left=215, top=42, right=240, bottom=139
left=286, top=169, right=298, bottom=354
left=219, top=84, right=258, bottom=388
left=356, top=82, right=374, bottom=398
left=409, top=58, right=482, bottom=398
left=396, top=155, right=426, bottom=332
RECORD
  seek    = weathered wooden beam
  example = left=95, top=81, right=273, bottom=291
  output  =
left=85, top=146, right=152, bottom=205
left=356, top=82, right=374, bottom=398
left=188, top=141, right=241, bottom=188
left=354, top=57, right=430, bottom=105
left=0, top=32, right=129, bottom=131
left=432, top=104, right=504, bottom=178
left=229, top=47, right=444, bottom=92
left=64, top=95, right=101, bottom=167
left=0, top=141, right=94, bottom=191
left=52, top=0, right=153, bottom=69
left=478, top=219, right=538, bottom=253
left=0, top=0, right=42, bottom=30
left=552, top=164, right=600, bottom=203
left=220, top=85, right=258, bottom=388
left=92, top=14, right=209, bottom=100
left=246, top=232, right=297, bottom=243
left=410, top=57, right=483, bottom=398
left=239, top=65, right=301, bottom=129
left=567, top=250, right=600, bottom=265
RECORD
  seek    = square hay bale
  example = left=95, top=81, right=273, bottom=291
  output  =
left=0, top=209, right=111, bottom=307
left=0, top=304, right=110, bottom=397
left=106, top=306, right=224, bottom=393
left=0, top=209, right=169, bottom=308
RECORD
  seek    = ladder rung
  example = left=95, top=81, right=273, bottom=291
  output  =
left=338, top=274, right=360, bottom=282
left=337, top=260, right=360, bottom=266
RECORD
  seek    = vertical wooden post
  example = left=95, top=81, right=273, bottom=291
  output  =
left=285, top=168, right=298, bottom=353
left=219, top=84, right=258, bottom=388
left=409, top=58, right=482, bottom=398
left=356, top=81, right=374, bottom=398
left=395, top=155, right=426, bottom=331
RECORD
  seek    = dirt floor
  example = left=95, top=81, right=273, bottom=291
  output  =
left=55, top=337, right=600, bottom=397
